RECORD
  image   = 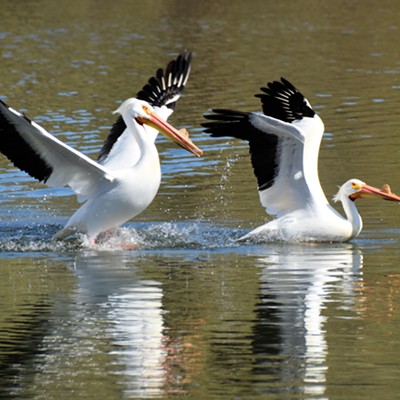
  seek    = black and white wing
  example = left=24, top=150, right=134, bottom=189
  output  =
left=203, top=78, right=325, bottom=217
left=98, top=51, right=192, bottom=166
left=0, top=100, right=113, bottom=201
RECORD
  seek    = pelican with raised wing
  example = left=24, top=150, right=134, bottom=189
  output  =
left=203, top=78, right=400, bottom=242
left=0, top=51, right=202, bottom=242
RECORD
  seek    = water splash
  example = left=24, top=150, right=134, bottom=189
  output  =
left=83, top=222, right=241, bottom=251
left=0, top=221, right=243, bottom=253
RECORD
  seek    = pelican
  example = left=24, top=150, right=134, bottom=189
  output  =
left=203, top=78, right=400, bottom=242
left=0, top=52, right=202, bottom=242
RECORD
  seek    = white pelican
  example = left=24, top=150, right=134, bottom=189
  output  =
left=0, top=52, right=202, bottom=242
left=203, top=78, right=400, bottom=242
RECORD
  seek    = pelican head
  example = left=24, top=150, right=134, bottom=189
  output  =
left=115, top=98, right=203, bottom=157
left=334, top=179, right=400, bottom=203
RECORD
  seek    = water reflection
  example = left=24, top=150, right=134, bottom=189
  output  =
left=0, top=243, right=370, bottom=399
left=252, top=244, right=363, bottom=397
left=71, top=252, right=165, bottom=398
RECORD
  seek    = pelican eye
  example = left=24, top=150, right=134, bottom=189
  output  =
left=351, top=181, right=360, bottom=190
left=142, top=105, right=151, bottom=115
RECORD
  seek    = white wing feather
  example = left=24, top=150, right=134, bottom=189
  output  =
left=254, top=113, right=326, bottom=217
left=9, top=107, right=114, bottom=201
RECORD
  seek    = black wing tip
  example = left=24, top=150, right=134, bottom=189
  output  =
left=256, top=77, right=315, bottom=122
left=201, top=109, right=257, bottom=142
left=136, top=50, right=193, bottom=108
left=202, top=108, right=280, bottom=192
left=99, top=51, right=192, bottom=162
left=204, top=108, right=249, bottom=117
left=176, top=49, right=192, bottom=65
left=0, top=100, right=53, bottom=182
left=256, top=77, right=297, bottom=98
left=202, top=109, right=250, bottom=125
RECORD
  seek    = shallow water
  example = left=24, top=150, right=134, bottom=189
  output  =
left=1, top=0, right=400, bottom=399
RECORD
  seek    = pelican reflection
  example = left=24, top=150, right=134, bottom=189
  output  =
left=251, top=243, right=363, bottom=397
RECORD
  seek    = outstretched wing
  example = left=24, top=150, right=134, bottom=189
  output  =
left=98, top=51, right=192, bottom=167
left=0, top=100, right=113, bottom=201
left=203, top=78, right=325, bottom=217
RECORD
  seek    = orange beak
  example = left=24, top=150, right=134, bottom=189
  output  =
left=350, top=184, right=400, bottom=202
left=140, top=110, right=203, bottom=157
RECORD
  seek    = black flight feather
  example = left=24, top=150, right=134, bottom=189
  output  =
left=202, top=78, right=313, bottom=191
left=0, top=100, right=53, bottom=183
left=203, top=110, right=278, bottom=190
left=255, top=77, right=315, bottom=122
left=136, top=51, right=192, bottom=109
left=98, top=51, right=192, bottom=163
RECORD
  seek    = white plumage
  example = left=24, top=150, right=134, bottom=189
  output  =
left=203, top=78, right=400, bottom=242
left=0, top=52, right=202, bottom=242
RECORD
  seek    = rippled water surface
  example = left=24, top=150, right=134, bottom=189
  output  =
left=1, top=0, right=400, bottom=399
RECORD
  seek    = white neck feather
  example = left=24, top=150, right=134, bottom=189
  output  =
left=340, top=196, right=363, bottom=239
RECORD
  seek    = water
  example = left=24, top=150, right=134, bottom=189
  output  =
left=1, top=0, right=400, bottom=398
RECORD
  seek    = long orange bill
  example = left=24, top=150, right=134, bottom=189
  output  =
left=351, top=184, right=400, bottom=202
left=144, top=111, right=203, bottom=157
